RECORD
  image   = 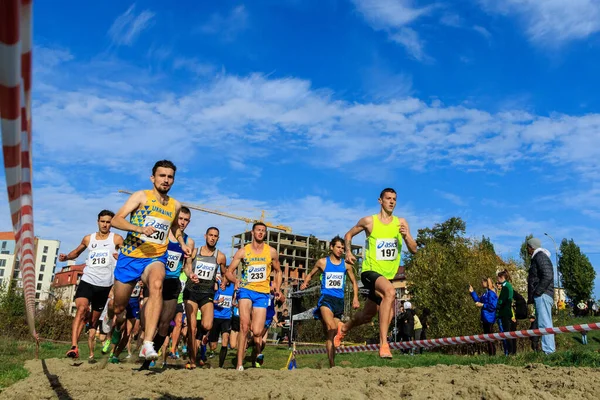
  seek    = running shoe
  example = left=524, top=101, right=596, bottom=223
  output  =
left=139, top=341, right=158, bottom=360
left=102, top=339, right=111, bottom=354
left=108, top=355, right=120, bottom=364
left=66, top=346, right=79, bottom=359
left=379, top=343, right=392, bottom=359
left=257, top=353, right=264, bottom=366
left=237, top=365, right=244, bottom=371
left=207, top=350, right=215, bottom=359
left=333, top=322, right=346, bottom=348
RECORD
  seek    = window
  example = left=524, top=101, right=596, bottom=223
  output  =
left=43, top=246, right=48, bottom=254
left=0, top=269, right=4, bottom=277
left=40, top=264, right=45, bottom=272
left=42, top=255, right=47, bottom=263
left=38, top=274, right=43, bottom=281
left=54, top=257, right=57, bottom=265
left=55, top=248, right=59, bottom=255
left=1, top=241, right=6, bottom=249
left=0, top=259, right=5, bottom=267
left=0, top=278, right=3, bottom=287
left=1, top=251, right=8, bottom=255
left=35, top=292, right=40, bottom=299
left=36, top=283, right=42, bottom=290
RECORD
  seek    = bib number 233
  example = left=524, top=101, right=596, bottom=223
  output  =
left=248, top=264, right=267, bottom=283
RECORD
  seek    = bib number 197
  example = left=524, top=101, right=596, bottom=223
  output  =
left=376, top=239, right=398, bottom=261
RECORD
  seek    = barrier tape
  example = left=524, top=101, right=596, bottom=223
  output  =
left=0, top=0, right=37, bottom=342
left=295, top=322, right=600, bottom=355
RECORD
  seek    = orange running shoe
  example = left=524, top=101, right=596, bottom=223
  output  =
left=333, top=322, right=346, bottom=348
left=379, top=343, right=392, bottom=359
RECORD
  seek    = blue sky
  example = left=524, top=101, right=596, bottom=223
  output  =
left=3, top=0, right=600, bottom=294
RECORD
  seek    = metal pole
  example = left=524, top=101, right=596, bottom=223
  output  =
left=544, top=233, right=560, bottom=288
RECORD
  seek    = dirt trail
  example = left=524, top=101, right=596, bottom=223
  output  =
left=1, top=358, right=599, bottom=399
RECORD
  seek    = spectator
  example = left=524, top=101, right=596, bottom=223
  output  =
left=529, top=315, right=540, bottom=352
left=592, top=302, right=599, bottom=317
left=496, top=269, right=515, bottom=356
left=526, top=237, right=555, bottom=354
left=469, top=277, right=498, bottom=356
left=413, top=311, right=422, bottom=355
left=400, top=301, right=415, bottom=354
left=277, top=309, right=291, bottom=348
left=581, top=330, right=588, bottom=345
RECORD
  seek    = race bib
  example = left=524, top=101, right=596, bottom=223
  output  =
left=220, top=295, right=233, bottom=309
left=140, top=216, right=170, bottom=244
left=89, top=249, right=111, bottom=267
left=166, top=250, right=182, bottom=272
left=195, top=261, right=217, bottom=281
left=325, top=272, right=344, bottom=289
left=247, top=264, right=267, bottom=283
left=376, top=238, right=398, bottom=261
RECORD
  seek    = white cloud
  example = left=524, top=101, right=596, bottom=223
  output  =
left=440, top=13, right=462, bottom=28
left=30, top=55, right=600, bottom=183
left=173, top=57, right=216, bottom=77
left=108, top=4, right=155, bottom=46
left=435, top=190, right=467, bottom=206
left=198, top=5, right=249, bottom=41
left=351, top=0, right=436, bottom=61
left=473, top=25, right=491, bottom=40
left=479, top=0, right=600, bottom=45
left=389, top=27, right=431, bottom=62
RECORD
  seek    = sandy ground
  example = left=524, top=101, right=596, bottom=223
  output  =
left=1, top=358, right=600, bottom=400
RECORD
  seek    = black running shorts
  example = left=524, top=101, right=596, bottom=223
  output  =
left=74, top=280, right=112, bottom=312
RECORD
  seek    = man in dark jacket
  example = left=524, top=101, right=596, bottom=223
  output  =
left=526, top=237, right=555, bottom=354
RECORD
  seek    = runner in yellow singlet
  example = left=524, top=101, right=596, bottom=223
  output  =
left=225, top=222, right=282, bottom=371
left=108, top=160, right=192, bottom=361
left=333, top=188, right=417, bottom=359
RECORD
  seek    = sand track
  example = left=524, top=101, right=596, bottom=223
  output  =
left=1, top=358, right=599, bottom=399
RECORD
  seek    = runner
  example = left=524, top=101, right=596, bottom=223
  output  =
left=333, top=188, right=417, bottom=358
left=107, top=160, right=191, bottom=361
left=208, top=276, right=236, bottom=368
left=108, top=281, right=143, bottom=362
left=168, top=271, right=188, bottom=360
left=59, top=210, right=123, bottom=360
left=230, top=293, right=240, bottom=350
left=225, top=222, right=282, bottom=371
left=183, top=226, right=226, bottom=369
left=300, top=235, right=360, bottom=367
left=137, top=207, right=194, bottom=369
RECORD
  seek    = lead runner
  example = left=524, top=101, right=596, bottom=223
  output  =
left=333, top=188, right=417, bottom=359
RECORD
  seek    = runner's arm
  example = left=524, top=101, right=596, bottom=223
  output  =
left=346, top=264, right=361, bottom=309
left=183, top=247, right=198, bottom=279
left=271, top=247, right=282, bottom=297
left=344, top=216, right=371, bottom=264
left=300, top=258, right=325, bottom=290
left=58, top=235, right=90, bottom=261
left=225, top=248, right=244, bottom=285
left=111, top=191, right=147, bottom=234
left=112, top=234, right=124, bottom=260
left=398, top=217, right=417, bottom=254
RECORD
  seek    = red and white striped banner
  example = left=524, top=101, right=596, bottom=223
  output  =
left=0, top=0, right=37, bottom=339
left=295, top=323, right=600, bottom=355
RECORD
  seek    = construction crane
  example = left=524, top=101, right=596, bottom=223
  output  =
left=118, top=190, right=292, bottom=233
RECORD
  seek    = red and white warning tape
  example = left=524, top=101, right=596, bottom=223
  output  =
left=295, top=322, right=600, bottom=355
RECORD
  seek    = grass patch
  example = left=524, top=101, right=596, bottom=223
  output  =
left=1, top=315, right=599, bottom=389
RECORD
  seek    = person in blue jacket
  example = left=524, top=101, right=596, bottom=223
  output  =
left=469, top=277, right=498, bottom=356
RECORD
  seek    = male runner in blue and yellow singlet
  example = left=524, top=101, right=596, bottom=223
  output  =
left=334, top=188, right=417, bottom=359
left=300, top=235, right=360, bottom=367
left=226, top=222, right=282, bottom=371
left=108, top=160, right=192, bottom=361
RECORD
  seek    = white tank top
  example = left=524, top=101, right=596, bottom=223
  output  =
left=81, top=232, right=117, bottom=287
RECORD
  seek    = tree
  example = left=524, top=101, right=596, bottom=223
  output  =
left=416, top=217, right=466, bottom=248
left=558, top=239, right=595, bottom=304
left=520, top=234, right=533, bottom=269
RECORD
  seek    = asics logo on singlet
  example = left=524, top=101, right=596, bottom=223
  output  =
left=167, top=252, right=181, bottom=261
left=146, top=220, right=170, bottom=231
left=377, top=240, right=397, bottom=249
left=249, top=265, right=266, bottom=274
left=89, top=251, right=108, bottom=257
